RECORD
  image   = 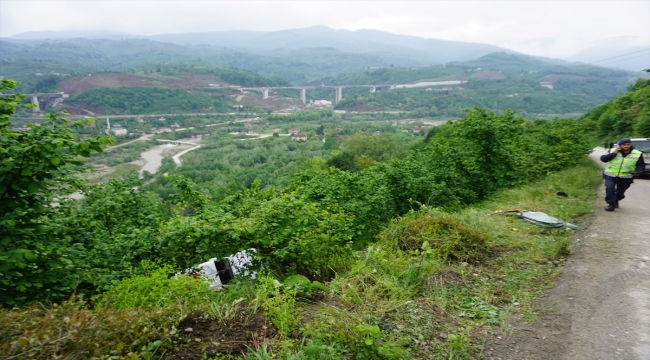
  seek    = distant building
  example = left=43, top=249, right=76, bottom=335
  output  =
left=335, top=135, right=344, bottom=140
left=372, top=131, right=381, bottom=135
left=291, top=134, right=308, bottom=141
left=540, top=82, right=553, bottom=89
left=158, top=116, right=166, bottom=122
left=413, top=127, right=421, bottom=134
left=111, top=124, right=128, bottom=136
left=135, top=116, right=144, bottom=123
left=313, top=100, right=332, bottom=106
left=288, top=128, right=300, bottom=135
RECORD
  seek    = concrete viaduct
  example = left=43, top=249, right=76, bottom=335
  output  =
left=240, top=80, right=464, bottom=104
left=240, top=85, right=386, bottom=104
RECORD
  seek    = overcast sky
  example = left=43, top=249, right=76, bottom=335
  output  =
left=1, top=0, right=648, bottom=59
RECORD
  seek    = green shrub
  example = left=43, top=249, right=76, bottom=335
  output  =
left=96, top=261, right=219, bottom=310
left=380, top=211, right=490, bottom=264
left=0, top=296, right=166, bottom=359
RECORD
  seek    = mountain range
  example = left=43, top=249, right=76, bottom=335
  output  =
left=5, top=26, right=513, bottom=65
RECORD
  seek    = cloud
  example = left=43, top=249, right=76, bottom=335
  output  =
left=1, top=0, right=648, bottom=58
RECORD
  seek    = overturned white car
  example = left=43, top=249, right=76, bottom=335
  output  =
left=184, top=249, right=258, bottom=289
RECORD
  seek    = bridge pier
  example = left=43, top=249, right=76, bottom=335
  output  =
left=31, top=95, right=40, bottom=114
left=262, top=89, right=269, bottom=99
left=335, top=87, right=343, bottom=104
left=370, top=86, right=376, bottom=93
left=300, top=88, right=306, bottom=103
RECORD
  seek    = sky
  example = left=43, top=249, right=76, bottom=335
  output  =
left=1, top=0, right=649, bottom=60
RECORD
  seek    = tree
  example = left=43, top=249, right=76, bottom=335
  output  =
left=323, top=137, right=338, bottom=150
left=326, top=151, right=361, bottom=172
left=0, top=79, right=114, bottom=306
left=341, top=133, right=408, bottom=162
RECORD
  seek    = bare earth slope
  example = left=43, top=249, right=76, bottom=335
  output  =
left=487, top=147, right=650, bottom=360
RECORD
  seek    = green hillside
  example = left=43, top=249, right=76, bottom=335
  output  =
left=0, top=38, right=385, bottom=87
left=328, top=53, right=638, bottom=116
left=581, top=77, right=650, bottom=137
left=65, top=87, right=233, bottom=114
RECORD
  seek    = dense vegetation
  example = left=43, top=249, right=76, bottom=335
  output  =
left=580, top=76, right=650, bottom=137
left=2, top=74, right=592, bottom=301
left=0, top=74, right=637, bottom=358
left=66, top=87, right=233, bottom=114
left=332, top=53, right=635, bottom=116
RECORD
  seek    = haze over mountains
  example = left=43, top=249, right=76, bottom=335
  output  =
left=5, top=26, right=646, bottom=71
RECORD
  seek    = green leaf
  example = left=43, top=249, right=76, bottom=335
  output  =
left=21, top=168, right=32, bottom=176
left=23, top=250, right=36, bottom=261
left=27, top=182, right=39, bottom=193
left=311, top=281, right=328, bottom=293
left=365, top=338, right=374, bottom=346
left=283, top=274, right=310, bottom=287
left=51, top=157, right=60, bottom=165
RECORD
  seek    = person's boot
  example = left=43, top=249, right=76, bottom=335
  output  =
left=615, top=201, right=619, bottom=208
left=605, top=203, right=615, bottom=211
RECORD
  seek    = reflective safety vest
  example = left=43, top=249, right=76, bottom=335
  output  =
left=604, top=148, right=642, bottom=178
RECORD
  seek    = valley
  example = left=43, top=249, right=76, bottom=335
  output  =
left=2, top=22, right=649, bottom=360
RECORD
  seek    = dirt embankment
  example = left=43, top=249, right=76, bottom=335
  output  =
left=474, top=71, right=506, bottom=80
left=486, top=148, right=650, bottom=360
left=57, top=74, right=224, bottom=94
left=58, top=74, right=156, bottom=94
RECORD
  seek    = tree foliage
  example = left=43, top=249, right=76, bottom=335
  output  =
left=0, top=79, right=114, bottom=305
left=581, top=77, right=650, bottom=137
left=1, top=78, right=595, bottom=306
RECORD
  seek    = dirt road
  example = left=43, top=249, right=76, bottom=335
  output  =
left=487, top=148, right=650, bottom=360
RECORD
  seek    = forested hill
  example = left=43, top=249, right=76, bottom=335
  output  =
left=327, top=53, right=640, bottom=117
left=0, top=38, right=325, bottom=88
left=580, top=76, right=650, bottom=137
left=2, top=35, right=645, bottom=117
left=6, top=26, right=514, bottom=66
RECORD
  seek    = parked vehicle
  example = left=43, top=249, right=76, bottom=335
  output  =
left=631, top=138, right=650, bottom=176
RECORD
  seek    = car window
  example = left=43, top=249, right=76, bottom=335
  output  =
left=632, top=140, right=650, bottom=152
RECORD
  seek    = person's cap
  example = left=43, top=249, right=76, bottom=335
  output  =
left=618, top=138, right=632, bottom=144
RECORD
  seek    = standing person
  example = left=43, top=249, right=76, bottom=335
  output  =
left=600, top=138, right=646, bottom=211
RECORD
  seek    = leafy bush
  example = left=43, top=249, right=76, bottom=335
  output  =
left=379, top=211, right=490, bottom=263
left=0, top=296, right=166, bottom=359
left=581, top=81, right=650, bottom=137
left=96, top=262, right=219, bottom=310
left=0, top=79, right=114, bottom=306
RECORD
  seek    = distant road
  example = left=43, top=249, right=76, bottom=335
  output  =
left=104, top=133, right=154, bottom=151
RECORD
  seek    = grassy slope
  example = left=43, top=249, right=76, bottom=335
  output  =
left=0, top=158, right=603, bottom=359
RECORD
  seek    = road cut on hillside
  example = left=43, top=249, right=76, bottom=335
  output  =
left=486, top=147, right=650, bottom=360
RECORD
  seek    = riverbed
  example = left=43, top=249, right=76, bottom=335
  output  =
left=138, top=137, right=201, bottom=177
